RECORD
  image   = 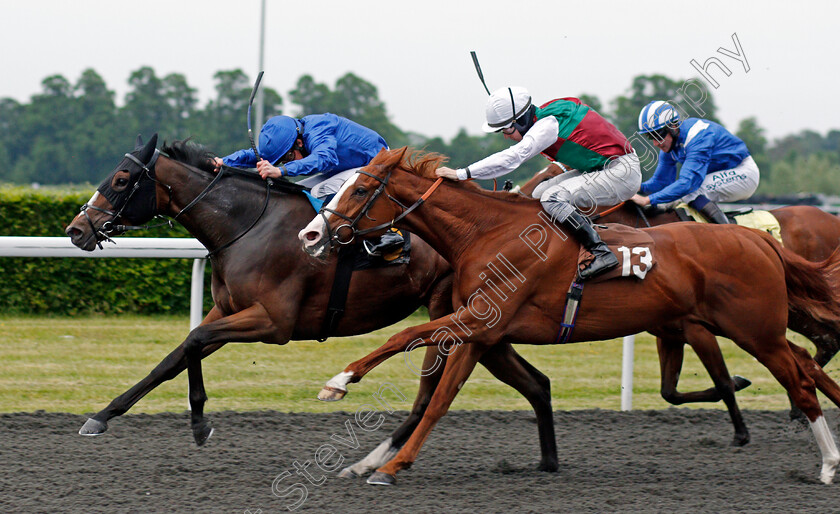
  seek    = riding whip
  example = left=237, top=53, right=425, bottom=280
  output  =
left=470, top=51, right=492, bottom=96
left=247, top=71, right=265, bottom=160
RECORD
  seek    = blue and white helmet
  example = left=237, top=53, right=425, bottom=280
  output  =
left=638, top=101, right=680, bottom=134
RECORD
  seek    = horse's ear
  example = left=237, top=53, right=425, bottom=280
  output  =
left=135, top=134, right=144, bottom=149
left=138, top=133, right=158, bottom=163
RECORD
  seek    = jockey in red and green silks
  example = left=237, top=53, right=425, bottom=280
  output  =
left=435, top=87, right=641, bottom=280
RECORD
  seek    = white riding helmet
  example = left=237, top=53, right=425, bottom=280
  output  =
left=482, top=86, right=532, bottom=133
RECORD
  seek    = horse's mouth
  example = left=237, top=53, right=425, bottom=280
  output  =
left=65, top=226, right=99, bottom=252
left=302, top=236, right=331, bottom=259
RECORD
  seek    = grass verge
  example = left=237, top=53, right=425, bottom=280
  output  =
left=0, top=313, right=833, bottom=414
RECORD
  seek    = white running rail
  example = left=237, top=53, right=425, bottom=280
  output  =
left=0, top=237, right=208, bottom=329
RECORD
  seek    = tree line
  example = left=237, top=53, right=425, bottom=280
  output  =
left=1, top=67, right=838, bottom=196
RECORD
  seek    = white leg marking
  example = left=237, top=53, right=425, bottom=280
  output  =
left=339, top=437, right=399, bottom=478
left=810, top=415, right=840, bottom=484
left=325, top=371, right=354, bottom=392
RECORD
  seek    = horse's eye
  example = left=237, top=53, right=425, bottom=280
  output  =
left=353, top=187, right=367, bottom=196
left=116, top=177, right=129, bottom=187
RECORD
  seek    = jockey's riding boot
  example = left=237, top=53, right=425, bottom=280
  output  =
left=363, top=228, right=405, bottom=257
left=563, top=210, right=619, bottom=280
left=698, top=201, right=730, bottom=224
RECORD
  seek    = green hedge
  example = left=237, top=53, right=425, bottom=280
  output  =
left=0, top=185, right=211, bottom=315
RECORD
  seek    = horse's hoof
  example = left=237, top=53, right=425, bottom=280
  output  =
left=820, top=470, right=835, bottom=485
left=337, top=467, right=360, bottom=479
left=733, top=375, right=751, bottom=391
left=317, top=386, right=347, bottom=402
left=367, top=471, right=396, bottom=486
left=537, top=459, right=559, bottom=472
left=731, top=432, right=750, bottom=447
left=192, top=423, right=214, bottom=446
left=79, top=417, right=108, bottom=436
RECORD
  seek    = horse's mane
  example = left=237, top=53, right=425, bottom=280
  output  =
left=371, top=147, right=538, bottom=205
left=162, top=139, right=217, bottom=173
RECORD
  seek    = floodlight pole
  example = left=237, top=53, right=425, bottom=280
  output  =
left=255, top=0, right=266, bottom=132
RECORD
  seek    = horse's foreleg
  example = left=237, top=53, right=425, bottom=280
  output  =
left=683, top=329, right=750, bottom=447
left=338, top=346, right=447, bottom=478
left=368, top=342, right=488, bottom=485
left=184, top=304, right=277, bottom=446
left=480, top=342, right=557, bottom=472
left=318, top=316, right=457, bottom=401
left=79, top=307, right=226, bottom=436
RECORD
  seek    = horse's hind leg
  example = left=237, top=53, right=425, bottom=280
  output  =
left=787, top=311, right=840, bottom=421
left=79, top=306, right=226, bottom=436
left=741, top=334, right=840, bottom=484
left=788, top=340, right=840, bottom=410
left=681, top=328, right=750, bottom=446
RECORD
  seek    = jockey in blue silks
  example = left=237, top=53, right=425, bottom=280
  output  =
left=630, top=101, right=760, bottom=224
left=214, top=113, right=403, bottom=254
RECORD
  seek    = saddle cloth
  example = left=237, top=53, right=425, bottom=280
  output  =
left=675, top=203, right=783, bottom=245
left=577, top=224, right=657, bottom=284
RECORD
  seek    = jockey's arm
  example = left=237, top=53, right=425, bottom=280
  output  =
left=281, top=134, right=340, bottom=177
left=439, top=118, right=559, bottom=181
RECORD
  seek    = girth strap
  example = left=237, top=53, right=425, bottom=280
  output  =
left=554, top=280, right=584, bottom=344
left=317, top=243, right=358, bottom=342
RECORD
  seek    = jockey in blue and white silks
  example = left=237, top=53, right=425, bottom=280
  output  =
left=214, top=113, right=403, bottom=255
left=631, top=101, right=760, bottom=224
left=218, top=113, right=388, bottom=199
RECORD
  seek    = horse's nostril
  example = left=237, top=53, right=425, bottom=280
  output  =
left=66, top=226, right=80, bottom=238
left=305, top=231, right=319, bottom=242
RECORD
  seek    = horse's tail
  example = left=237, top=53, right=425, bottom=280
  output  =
left=772, top=238, right=840, bottom=325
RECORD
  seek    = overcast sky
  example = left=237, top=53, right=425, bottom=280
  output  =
left=1, top=0, right=836, bottom=143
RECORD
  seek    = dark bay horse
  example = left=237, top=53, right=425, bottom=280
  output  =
left=300, top=148, right=840, bottom=485
left=64, top=135, right=560, bottom=474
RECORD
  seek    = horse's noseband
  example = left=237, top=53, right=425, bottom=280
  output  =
left=79, top=149, right=164, bottom=249
left=319, top=168, right=443, bottom=247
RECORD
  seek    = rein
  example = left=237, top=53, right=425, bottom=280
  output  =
left=167, top=164, right=279, bottom=258
left=589, top=201, right=625, bottom=222
left=79, top=149, right=168, bottom=249
left=320, top=168, right=444, bottom=245
left=85, top=149, right=301, bottom=257
left=200, top=167, right=273, bottom=258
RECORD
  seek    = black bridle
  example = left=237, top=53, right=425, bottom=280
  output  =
left=79, top=149, right=173, bottom=249
left=80, top=149, right=275, bottom=258
left=318, top=167, right=443, bottom=247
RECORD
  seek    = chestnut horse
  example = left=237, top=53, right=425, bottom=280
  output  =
left=64, top=135, right=560, bottom=474
left=525, top=165, right=840, bottom=437
left=300, top=148, right=840, bottom=485
left=593, top=201, right=840, bottom=429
